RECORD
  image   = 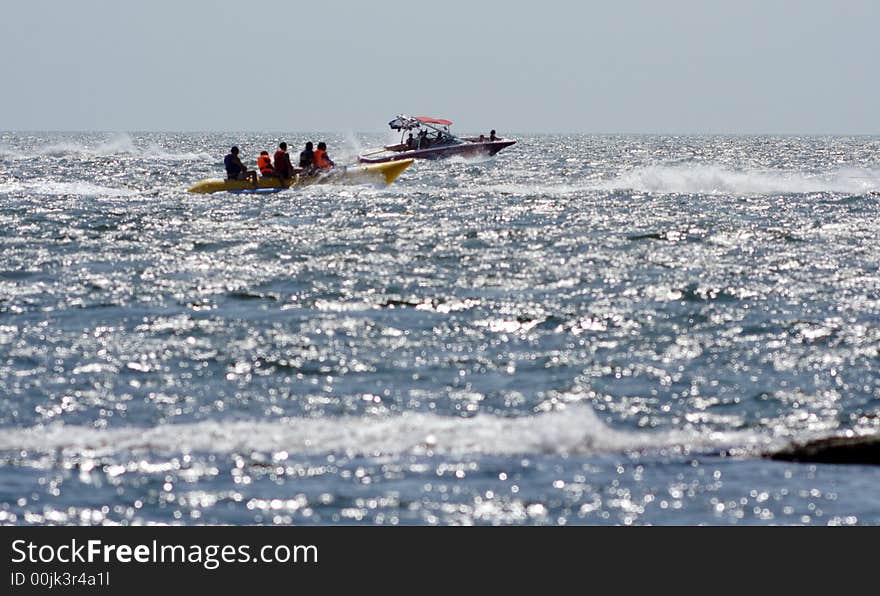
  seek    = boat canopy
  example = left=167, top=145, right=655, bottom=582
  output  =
left=388, top=115, right=453, bottom=130
left=415, top=116, right=453, bottom=126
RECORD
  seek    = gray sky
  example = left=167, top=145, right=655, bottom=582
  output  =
left=2, top=0, right=878, bottom=134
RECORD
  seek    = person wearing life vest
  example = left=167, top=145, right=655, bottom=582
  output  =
left=224, top=146, right=257, bottom=184
left=313, top=142, right=335, bottom=170
left=257, top=151, right=275, bottom=177
left=273, top=142, right=295, bottom=179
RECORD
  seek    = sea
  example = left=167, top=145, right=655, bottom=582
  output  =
left=1, top=131, right=880, bottom=525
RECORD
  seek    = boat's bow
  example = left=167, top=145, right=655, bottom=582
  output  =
left=486, top=139, right=517, bottom=155
left=376, top=158, right=413, bottom=184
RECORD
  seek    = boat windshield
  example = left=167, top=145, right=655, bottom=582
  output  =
left=390, top=115, right=460, bottom=149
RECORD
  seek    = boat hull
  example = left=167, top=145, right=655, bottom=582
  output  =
left=187, top=159, right=413, bottom=194
left=358, top=140, right=516, bottom=163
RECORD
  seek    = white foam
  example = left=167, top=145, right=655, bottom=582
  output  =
left=30, top=134, right=210, bottom=161
left=0, top=180, right=138, bottom=197
left=598, top=164, right=880, bottom=196
left=446, top=153, right=497, bottom=165
left=43, top=133, right=138, bottom=157
left=0, top=407, right=771, bottom=458
left=487, top=166, right=880, bottom=198
left=141, top=144, right=213, bottom=162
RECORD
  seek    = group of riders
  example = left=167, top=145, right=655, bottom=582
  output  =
left=404, top=128, right=497, bottom=150
left=224, top=141, right=336, bottom=184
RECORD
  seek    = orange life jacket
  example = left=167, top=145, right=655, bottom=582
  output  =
left=313, top=148, right=332, bottom=169
left=257, top=154, right=273, bottom=175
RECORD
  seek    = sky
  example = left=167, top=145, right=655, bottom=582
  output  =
left=2, top=0, right=879, bottom=134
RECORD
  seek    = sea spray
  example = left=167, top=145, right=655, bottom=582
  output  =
left=0, top=179, right=138, bottom=197
left=597, top=164, right=880, bottom=195
left=483, top=164, right=880, bottom=199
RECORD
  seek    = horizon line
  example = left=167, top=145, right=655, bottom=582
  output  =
left=2, top=129, right=880, bottom=137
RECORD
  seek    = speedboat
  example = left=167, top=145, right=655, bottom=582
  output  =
left=357, top=115, right=516, bottom=163
left=187, top=159, right=413, bottom=194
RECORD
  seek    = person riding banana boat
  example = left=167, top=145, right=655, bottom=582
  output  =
left=224, top=146, right=258, bottom=184
left=313, top=142, right=335, bottom=170
left=273, top=142, right=296, bottom=179
left=191, top=141, right=411, bottom=194
left=294, top=141, right=335, bottom=175
left=229, top=141, right=332, bottom=183
left=257, top=151, right=275, bottom=178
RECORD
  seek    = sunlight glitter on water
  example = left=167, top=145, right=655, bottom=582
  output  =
left=1, top=132, right=880, bottom=524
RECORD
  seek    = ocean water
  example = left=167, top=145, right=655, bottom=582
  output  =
left=1, top=131, right=880, bottom=525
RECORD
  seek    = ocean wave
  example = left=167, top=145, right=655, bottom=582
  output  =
left=0, top=180, right=138, bottom=197
left=487, top=166, right=880, bottom=198
left=0, top=407, right=772, bottom=458
left=31, top=134, right=211, bottom=161
left=42, top=133, right=139, bottom=157
left=446, top=153, right=498, bottom=165
left=485, top=182, right=597, bottom=197
left=140, top=144, right=214, bottom=162
left=597, top=164, right=880, bottom=196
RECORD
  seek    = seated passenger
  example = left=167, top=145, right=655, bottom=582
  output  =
left=313, top=142, right=335, bottom=170
left=224, top=146, right=257, bottom=184
left=257, top=151, right=275, bottom=177
left=406, top=133, right=415, bottom=149
left=489, top=130, right=498, bottom=142
left=299, top=142, right=315, bottom=171
left=273, top=142, right=295, bottom=179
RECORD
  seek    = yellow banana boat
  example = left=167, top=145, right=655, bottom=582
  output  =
left=188, top=159, right=413, bottom=194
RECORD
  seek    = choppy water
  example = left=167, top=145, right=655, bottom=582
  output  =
left=2, top=131, right=880, bottom=525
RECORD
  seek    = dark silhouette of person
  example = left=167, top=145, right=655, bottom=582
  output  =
left=274, top=142, right=295, bottom=179
left=224, top=146, right=257, bottom=184
left=299, top=142, right=315, bottom=169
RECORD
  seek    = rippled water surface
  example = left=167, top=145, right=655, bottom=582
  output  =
left=2, top=132, right=880, bottom=525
